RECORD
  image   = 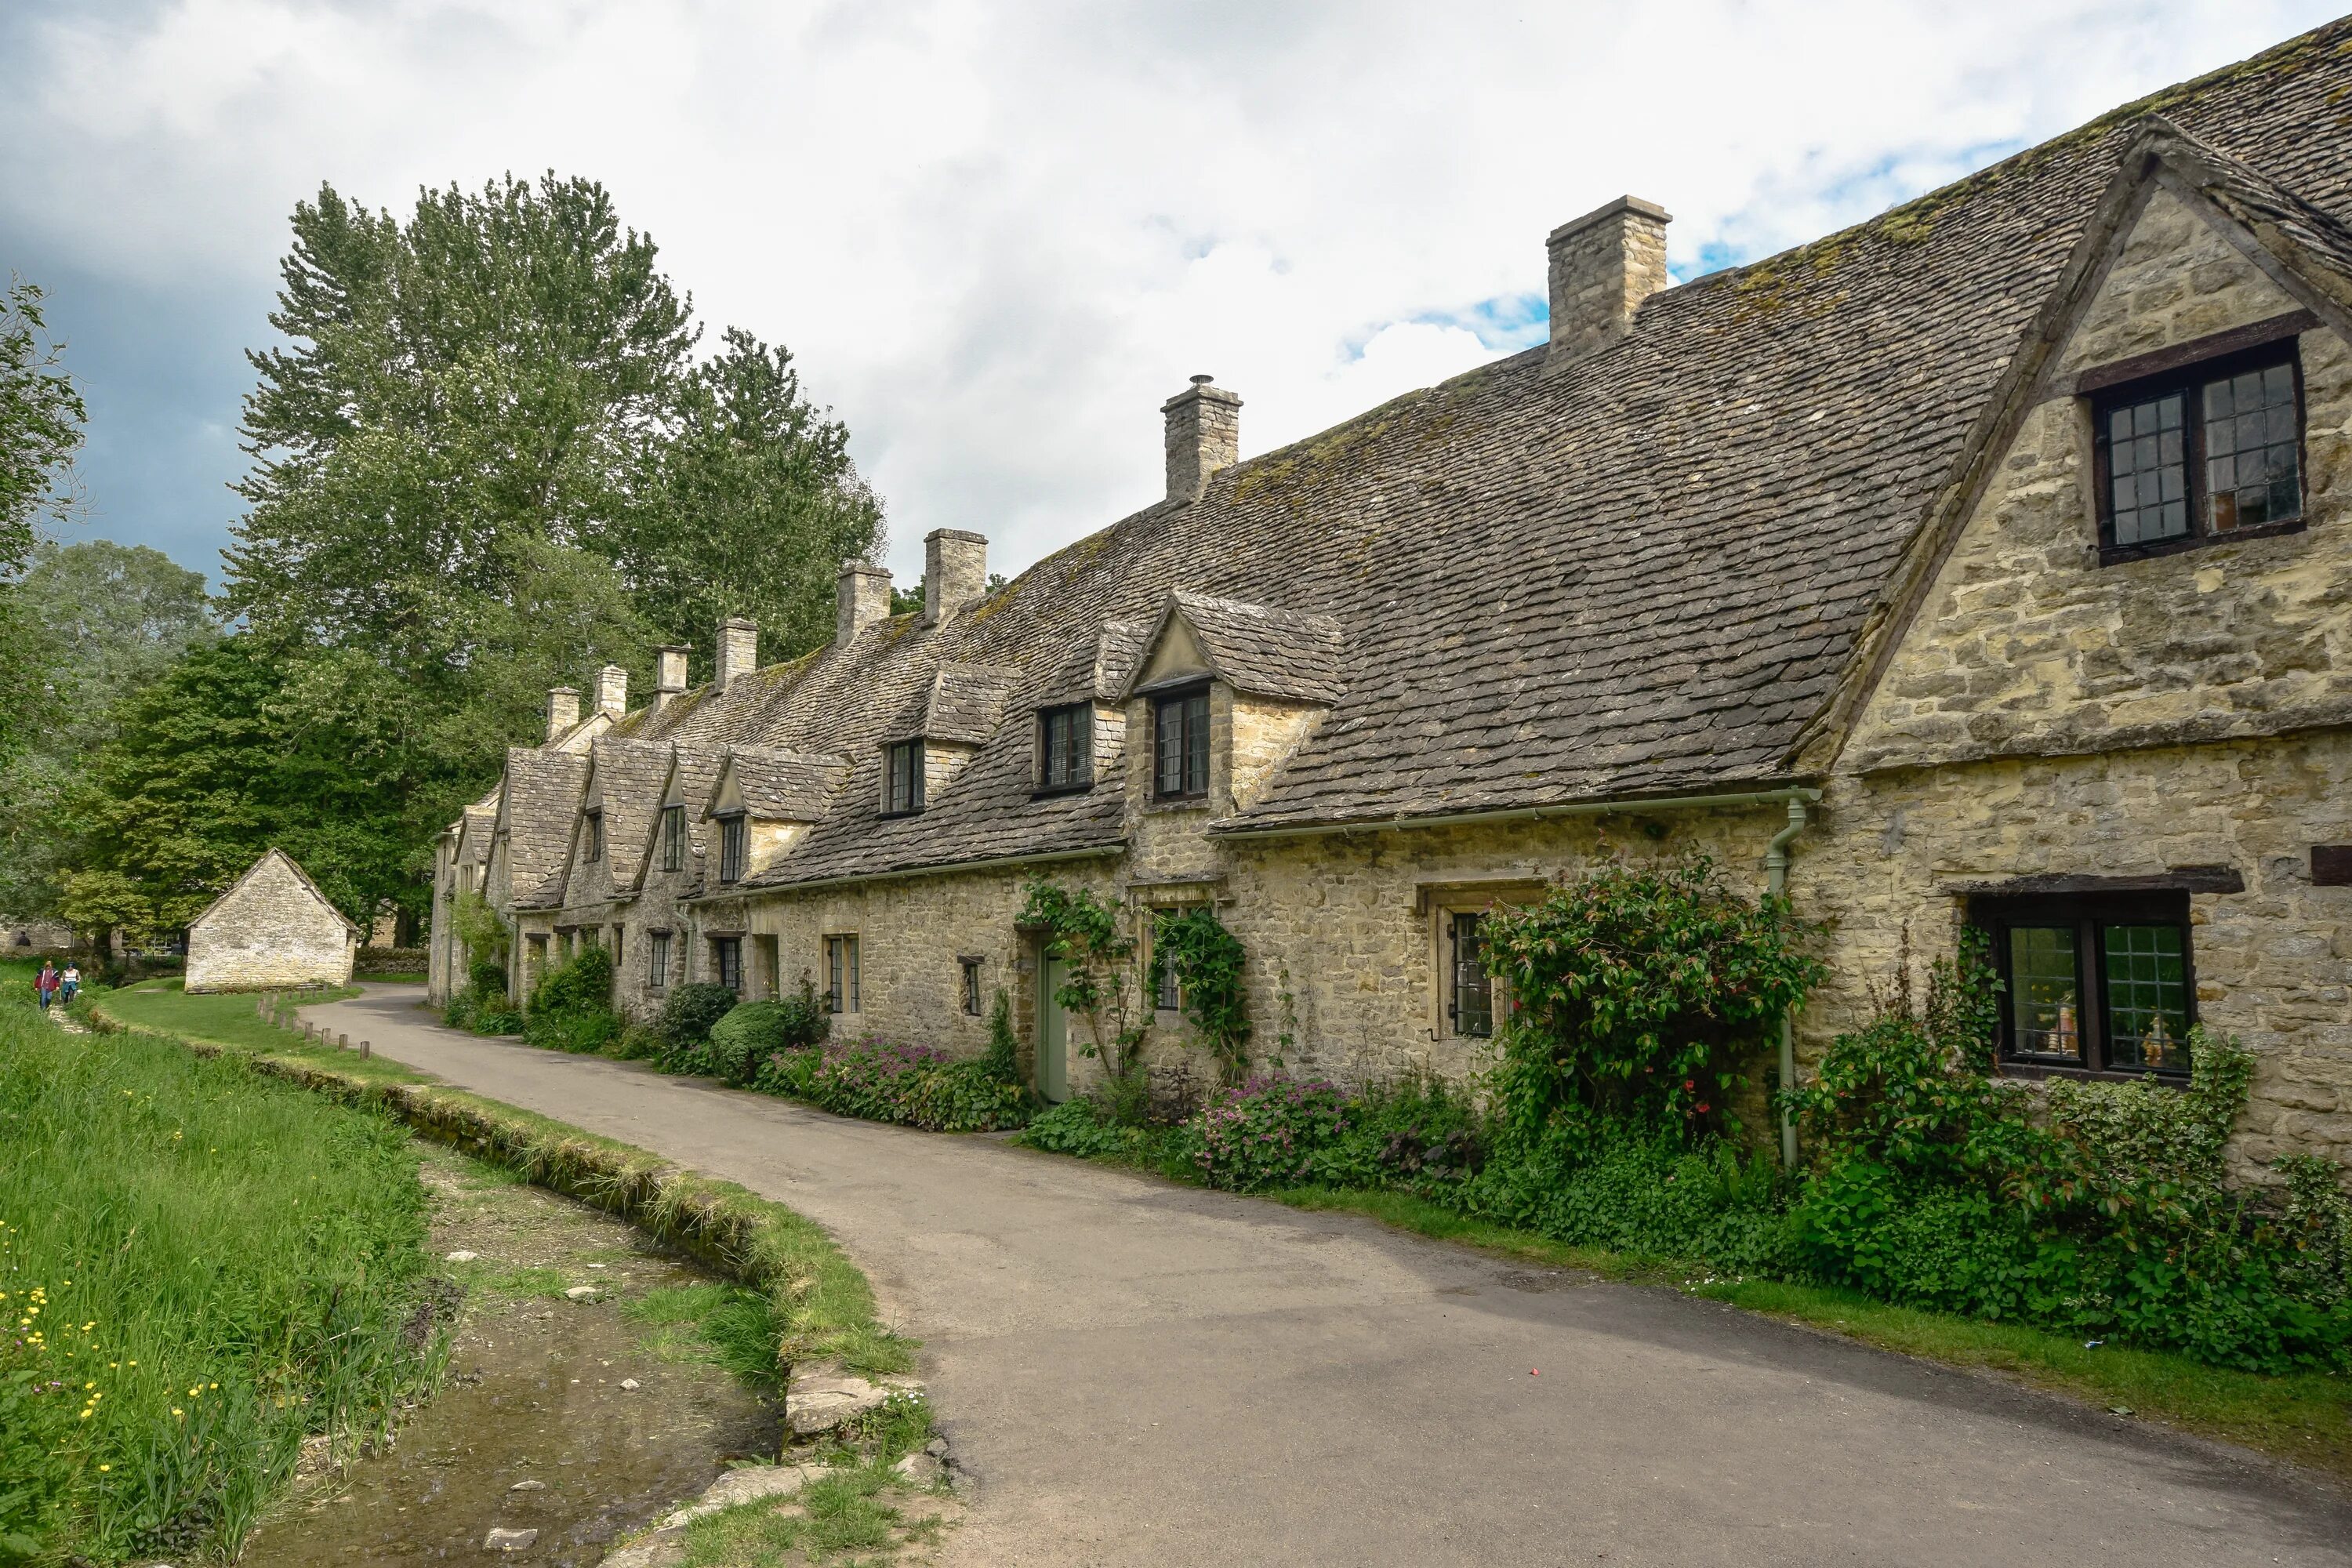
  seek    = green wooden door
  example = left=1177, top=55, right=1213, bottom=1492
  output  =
left=1037, top=955, right=1070, bottom=1103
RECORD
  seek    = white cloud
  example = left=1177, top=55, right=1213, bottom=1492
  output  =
left=2, top=0, right=2340, bottom=583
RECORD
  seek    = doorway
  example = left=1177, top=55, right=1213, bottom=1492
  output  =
left=1037, top=953, right=1070, bottom=1103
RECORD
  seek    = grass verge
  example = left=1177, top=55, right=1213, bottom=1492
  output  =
left=0, top=1000, right=440, bottom=1563
left=85, top=987, right=909, bottom=1382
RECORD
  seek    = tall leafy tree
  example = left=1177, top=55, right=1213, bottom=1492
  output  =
left=0, top=542, right=216, bottom=921
left=625, top=328, right=884, bottom=667
left=0, top=279, right=88, bottom=760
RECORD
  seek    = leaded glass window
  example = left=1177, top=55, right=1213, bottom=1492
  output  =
left=885, top=740, right=924, bottom=815
left=1450, top=912, right=1493, bottom=1039
left=1975, top=893, right=2195, bottom=1077
left=718, top=815, right=746, bottom=884
left=2103, top=392, right=2187, bottom=546
left=1039, top=703, right=1094, bottom=792
left=2094, top=342, right=2302, bottom=557
left=1154, top=688, right=1210, bottom=800
left=2203, top=363, right=2301, bottom=532
left=661, top=805, right=686, bottom=872
left=648, top=931, right=670, bottom=990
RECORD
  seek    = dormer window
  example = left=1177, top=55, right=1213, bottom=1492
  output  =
left=884, top=740, right=925, bottom=816
left=1152, top=685, right=1210, bottom=800
left=1037, top=703, right=1094, bottom=793
left=2092, top=341, right=2303, bottom=560
left=717, top=814, right=747, bottom=884
left=661, top=805, right=686, bottom=873
left=583, top=811, right=603, bottom=863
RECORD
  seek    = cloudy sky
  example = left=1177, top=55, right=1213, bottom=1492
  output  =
left=1, top=0, right=2339, bottom=593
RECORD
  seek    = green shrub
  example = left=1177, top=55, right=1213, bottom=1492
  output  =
left=708, top=982, right=830, bottom=1087
left=610, top=1023, right=665, bottom=1062
left=531, top=946, right=612, bottom=1016
left=524, top=1007, right=619, bottom=1054
left=466, top=957, right=507, bottom=997
left=656, top=983, right=740, bottom=1074
left=1479, top=855, right=1822, bottom=1143
left=1021, top=1098, right=1149, bottom=1159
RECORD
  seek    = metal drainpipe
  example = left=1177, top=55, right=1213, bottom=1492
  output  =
left=1764, top=793, right=1812, bottom=1168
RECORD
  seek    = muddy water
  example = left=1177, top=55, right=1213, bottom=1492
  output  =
left=240, top=1147, right=781, bottom=1567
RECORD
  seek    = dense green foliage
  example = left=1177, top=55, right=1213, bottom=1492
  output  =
left=0, top=281, right=87, bottom=768
left=1147, top=905, right=1250, bottom=1081
left=706, top=982, right=829, bottom=1086
left=522, top=946, right=619, bottom=1054
left=0, top=1004, right=438, bottom=1561
left=654, top=982, right=742, bottom=1075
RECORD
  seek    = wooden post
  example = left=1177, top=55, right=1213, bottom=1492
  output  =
left=360, top=1040, right=372, bottom=1059
left=336, top=1033, right=348, bottom=1050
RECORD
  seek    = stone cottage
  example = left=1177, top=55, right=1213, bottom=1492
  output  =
left=187, top=848, right=361, bottom=993
left=433, top=21, right=2352, bottom=1171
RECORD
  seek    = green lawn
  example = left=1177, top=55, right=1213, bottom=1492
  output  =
left=98, top=981, right=361, bottom=1056
left=0, top=1000, right=437, bottom=1561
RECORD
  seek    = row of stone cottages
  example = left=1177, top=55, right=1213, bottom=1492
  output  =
left=432, top=25, right=2352, bottom=1171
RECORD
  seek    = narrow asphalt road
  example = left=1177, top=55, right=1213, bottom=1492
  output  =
left=307, top=985, right=2351, bottom=1566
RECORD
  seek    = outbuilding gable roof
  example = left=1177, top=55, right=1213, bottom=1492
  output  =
left=188, top=848, right=362, bottom=937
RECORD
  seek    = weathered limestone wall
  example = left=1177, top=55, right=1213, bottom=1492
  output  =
left=1798, top=735, right=2352, bottom=1172
left=1847, top=191, right=2352, bottom=771
left=186, top=855, right=356, bottom=993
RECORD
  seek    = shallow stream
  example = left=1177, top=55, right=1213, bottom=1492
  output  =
left=238, top=1145, right=780, bottom=1566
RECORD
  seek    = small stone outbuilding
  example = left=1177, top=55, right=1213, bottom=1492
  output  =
left=186, top=849, right=361, bottom=993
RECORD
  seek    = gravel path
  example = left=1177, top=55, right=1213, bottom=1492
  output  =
left=304, top=985, right=2352, bottom=1567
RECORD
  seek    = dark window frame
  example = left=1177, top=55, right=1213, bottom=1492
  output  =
left=960, top=956, right=983, bottom=1017
left=884, top=739, right=925, bottom=817
left=1036, top=702, right=1095, bottom=795
left=647, top=930, right=671, bottom=991
left=1152, top=684, right=1211, bottom=801
left=1972, top=891, right=2198, bottom=1081
left=1447, top=910, right=1494, bottom=1039
left=712, top=935, right=742, bottom=994
left=825, top=935, right=860, bottom=1014
left=583, top=810, right=603, bottom=864
left=661, top=804, right=687, bottom=873
left=2091, top=339, right=2307, bottom=564
left=717, top=813, right=747, bottom=884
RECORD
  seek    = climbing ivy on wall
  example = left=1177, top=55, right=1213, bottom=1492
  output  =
left=1149, top=906, right=1251, bottom=1083
left=1020, top=880, right=1144, bottom=1083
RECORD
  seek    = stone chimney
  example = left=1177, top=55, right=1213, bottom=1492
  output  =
left=923, top=530, right=988, bottom=627
left=837, top=561, right=894, bottom=647
left=1162, top=375, right=1241, bottom=504
left=545, top=686, right=580, bottom=742
left=652, top=646, right=690, bottom=713
left=716, top=618, right=758, bottom=693
left=1545, top=197, right=1671, bottom=369
left=594, top=664, right=628, bottom=719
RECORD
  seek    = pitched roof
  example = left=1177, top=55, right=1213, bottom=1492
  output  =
left=502, top=20, right=2352, bottom=882
left=1125, top=590, right=1347, bottom=706
left=189, top=848, right=362, bottom=936
left=708, top=746, right=851, bottom=822
left=583, top=738, right=675, bottom=892
left=501, top=747, right=590, bottom=909
left=897, top=663, right=1025, bottom=746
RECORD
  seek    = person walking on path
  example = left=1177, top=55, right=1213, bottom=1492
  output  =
left=59, top=964, right=79, bottom=1007
left=35, top=961, right=57, bottom=1010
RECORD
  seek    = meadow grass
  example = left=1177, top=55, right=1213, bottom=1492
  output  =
left=89, top=985, right=910, bottom=1380
left=0, top=1001, right=438, bottom=1562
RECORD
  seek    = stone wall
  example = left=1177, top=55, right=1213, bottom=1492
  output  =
left=186, top=853, right=356, bottom=993
left=1796, top=735, right=2352, bottom=1172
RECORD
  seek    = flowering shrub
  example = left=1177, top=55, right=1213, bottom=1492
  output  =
left=753, top=1034, right=1028, bottom=1133
left=1192, top=1078, right=1374, bottom=1192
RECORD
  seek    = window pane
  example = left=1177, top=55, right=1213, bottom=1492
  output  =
left=1184, top=692, right=1210, bottom=795
left=1154, top=911, right=1180, bottom=1010
left=2107, top=390, right=2190, bottom=546
left=1454, top=913, right=1494, bottom=1038
left=2008, top=926, right=2082, bottom=1060
left=1156, top=699, right=1184, bottom=794
left=2103, top=924, right=2190, bottom=1070
left=2203, top=361, right=2299, bottom=532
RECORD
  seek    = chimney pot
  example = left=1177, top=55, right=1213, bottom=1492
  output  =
left=545, top=686, right=580, bottom=743
left=837, top=561, right=894, bottom=647
left=716, top=619, right=758, bottom=693
left=1545, top=196, right=1671, bottom=369
left=595, top=664, right=627, bottom=719
left=923, top=531, right=988, bottom=627
left=1163, top=376, right=1242, bottom=504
